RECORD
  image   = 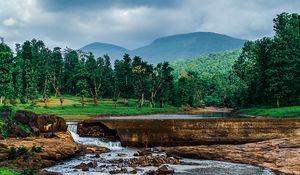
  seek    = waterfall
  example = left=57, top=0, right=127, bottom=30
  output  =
left=67, top=122, right=123, bottom=151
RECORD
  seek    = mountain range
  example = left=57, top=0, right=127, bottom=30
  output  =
left=80, top=32, right=246, bottom=63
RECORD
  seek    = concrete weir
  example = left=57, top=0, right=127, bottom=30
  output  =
left=78, top=117, right=300, bottom=147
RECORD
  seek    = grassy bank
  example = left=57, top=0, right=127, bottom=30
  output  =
left=236, top=106, right=300, bottom=118
left=0, top=167, right=19, bottom=175
left=2, top=95, right=181, bottom=120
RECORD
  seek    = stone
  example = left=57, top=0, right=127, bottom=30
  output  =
left=38, top=170, right=63, bottom=175
left=147, top=165, right=175, bottom=175
left=109, top=168, right=129, bottom=174
left=160, top=137, right=300, bottom=175
left=137, top=150, right=151, bottom=156
left=0, top=132, right=109, bottom=170
left=13, top=110, right=68, bottom=137
left=77, top=122, right=119, bottom=140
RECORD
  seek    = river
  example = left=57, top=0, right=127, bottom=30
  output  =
left=45, top=119, right=276, bottom=175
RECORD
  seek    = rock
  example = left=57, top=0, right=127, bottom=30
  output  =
left=94, top=154, right=100, bottom=158
left=14, top=110, right=67, bottom=135
left=147, top=165, right=175, bottom=175
left=83, top=145, right=110, bottom=154
left=38, top=170, right=63, bottom=175
left=74, top=161, right=97, bottom=171
left=77, top=122, right=119, bottom=140
left=74, top=163, right=90, bottom=171
left=0, top=132, right=108, bottom=170
left=43, top=132, right=55, bottom=138
left=110, top=155, right=180, bottom=167
left=137, top=150, right=152, bottom=156
left=109, top=168, right=129, bottom=174
left=87, top=160, right=97, bottom=168
left=160, top=137, right=300, bottom=175
left=133, top=153, right=139, bottom=156
left=117, top=153, right=127, bottom=157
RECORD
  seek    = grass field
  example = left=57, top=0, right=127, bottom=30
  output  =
left=0, top=167, right=19, bottom=175
left=4, top=95, right=181, bottom=120
left=236, top=105, right=300, bottom=118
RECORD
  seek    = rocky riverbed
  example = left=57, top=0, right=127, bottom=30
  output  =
left=160, top=137, right=300, bottom=175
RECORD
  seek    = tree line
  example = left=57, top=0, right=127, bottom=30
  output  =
left=0, top=12, right=299, bottom=108
left=232, top=12, right=300, bottom=107
left=0, top=42, right=175, bottom=108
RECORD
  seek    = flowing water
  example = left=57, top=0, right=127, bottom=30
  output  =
left=45, top=121, right=276, bottom=175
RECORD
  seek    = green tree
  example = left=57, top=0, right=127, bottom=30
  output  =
left=267, top=13, right=300, bottom=107
left=63, top=48, right=79, bottom=94
left=86, top=52, right=102, bottom=105
left=150, top=62, right=174, bottom=108
left=0, top=43, right=13, bottom=104
left=74, top=55, right=89, bottom=108
left=132, top=56, right=153, bottom=108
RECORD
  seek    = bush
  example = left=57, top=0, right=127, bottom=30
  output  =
left=31, top=146, right=43, bottom=153
left=8, top=146, right=42, bottom=160
left=0, top=106, right=13, bottom=112
left=20, top=169, right=35, bottom=175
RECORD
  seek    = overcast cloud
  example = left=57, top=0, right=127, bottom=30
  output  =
left=1, top=0, right=299, bottom=50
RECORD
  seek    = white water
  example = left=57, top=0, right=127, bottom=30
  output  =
left=68, top=123, right=122, bottom=151
left=45, top=122, right=276, bottom=175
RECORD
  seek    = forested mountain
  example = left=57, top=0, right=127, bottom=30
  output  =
left=132, top=32, right=246, bottom=63
left=80, top=32, right=246, bottom=63
left=171, top=50, right=241, bottom=79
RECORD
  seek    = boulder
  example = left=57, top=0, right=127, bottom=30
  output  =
left=14, top=110, right=67, bottom=135
left=147, top=165, right=174, bottom=175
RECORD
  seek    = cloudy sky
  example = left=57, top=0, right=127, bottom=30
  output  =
left=1, top=0, right=299, bottom=50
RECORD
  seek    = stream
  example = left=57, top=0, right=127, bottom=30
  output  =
left=45, top=122, right=276, bottom=175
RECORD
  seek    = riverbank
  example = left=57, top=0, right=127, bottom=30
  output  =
left=160, top=137, right=300, bottom=175
left=235, top=105, right=300, bottom=118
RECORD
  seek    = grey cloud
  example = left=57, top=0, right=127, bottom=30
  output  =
left=39, top=0, right=181, bottom=11
left=1, top=0, right=300, bottom=50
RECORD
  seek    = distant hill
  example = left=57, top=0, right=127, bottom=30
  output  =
left=80, top=32, right=246, bottom=63
left=80, top=42, right=129, bottom=61
left=170, top=49, right=242, bottom=79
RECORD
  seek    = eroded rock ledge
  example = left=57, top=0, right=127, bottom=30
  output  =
left=159, top=137, right=300, bottom=175
left=0, top=132, right=109, bottom=170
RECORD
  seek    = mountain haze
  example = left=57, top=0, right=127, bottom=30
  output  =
left=80, top=32, right=246, bottom=63
left=80, top=42, right=129, bottom=60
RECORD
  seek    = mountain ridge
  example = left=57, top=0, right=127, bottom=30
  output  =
left=80, top=32, right=247, bottom=63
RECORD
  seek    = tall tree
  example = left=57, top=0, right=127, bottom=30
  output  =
left=0, top=43, right=13, bottom=104
left=267, top=13, right=300, bottom=107
left=150, top=62, right=174, bottom=108
left=86, top=52, right=102, bottom=105
left=114, top=54, right=133, bottom=106
left=74, top=55, right=89, bottom=108
left=63, top=48, right=79, bottom=94
left=132, top=56, right=153, bottom=108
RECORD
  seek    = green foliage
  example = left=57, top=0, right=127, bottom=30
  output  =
left=20, top=169, right=34, bottom=175
left=233, top=13, right=300, bottom=107
left=8, top=146, right=43, bottom=161
left=171, top=50, right=242, bottom=107
left=0, top=167, right=19, bottom=175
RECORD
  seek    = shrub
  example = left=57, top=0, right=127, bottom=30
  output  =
left=31, top=146, right=43, bottom=153
left=0, top=106, right=13, bottom=113
left=8, top=146, right=42, bottom=160
left=20, top=169, right=35, bottom=175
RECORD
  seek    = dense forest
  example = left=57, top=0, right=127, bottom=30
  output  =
left=0, top=13, right=299, bottom=108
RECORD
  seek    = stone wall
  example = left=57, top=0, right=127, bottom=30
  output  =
left=81, top=118, right=300, bottom=147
